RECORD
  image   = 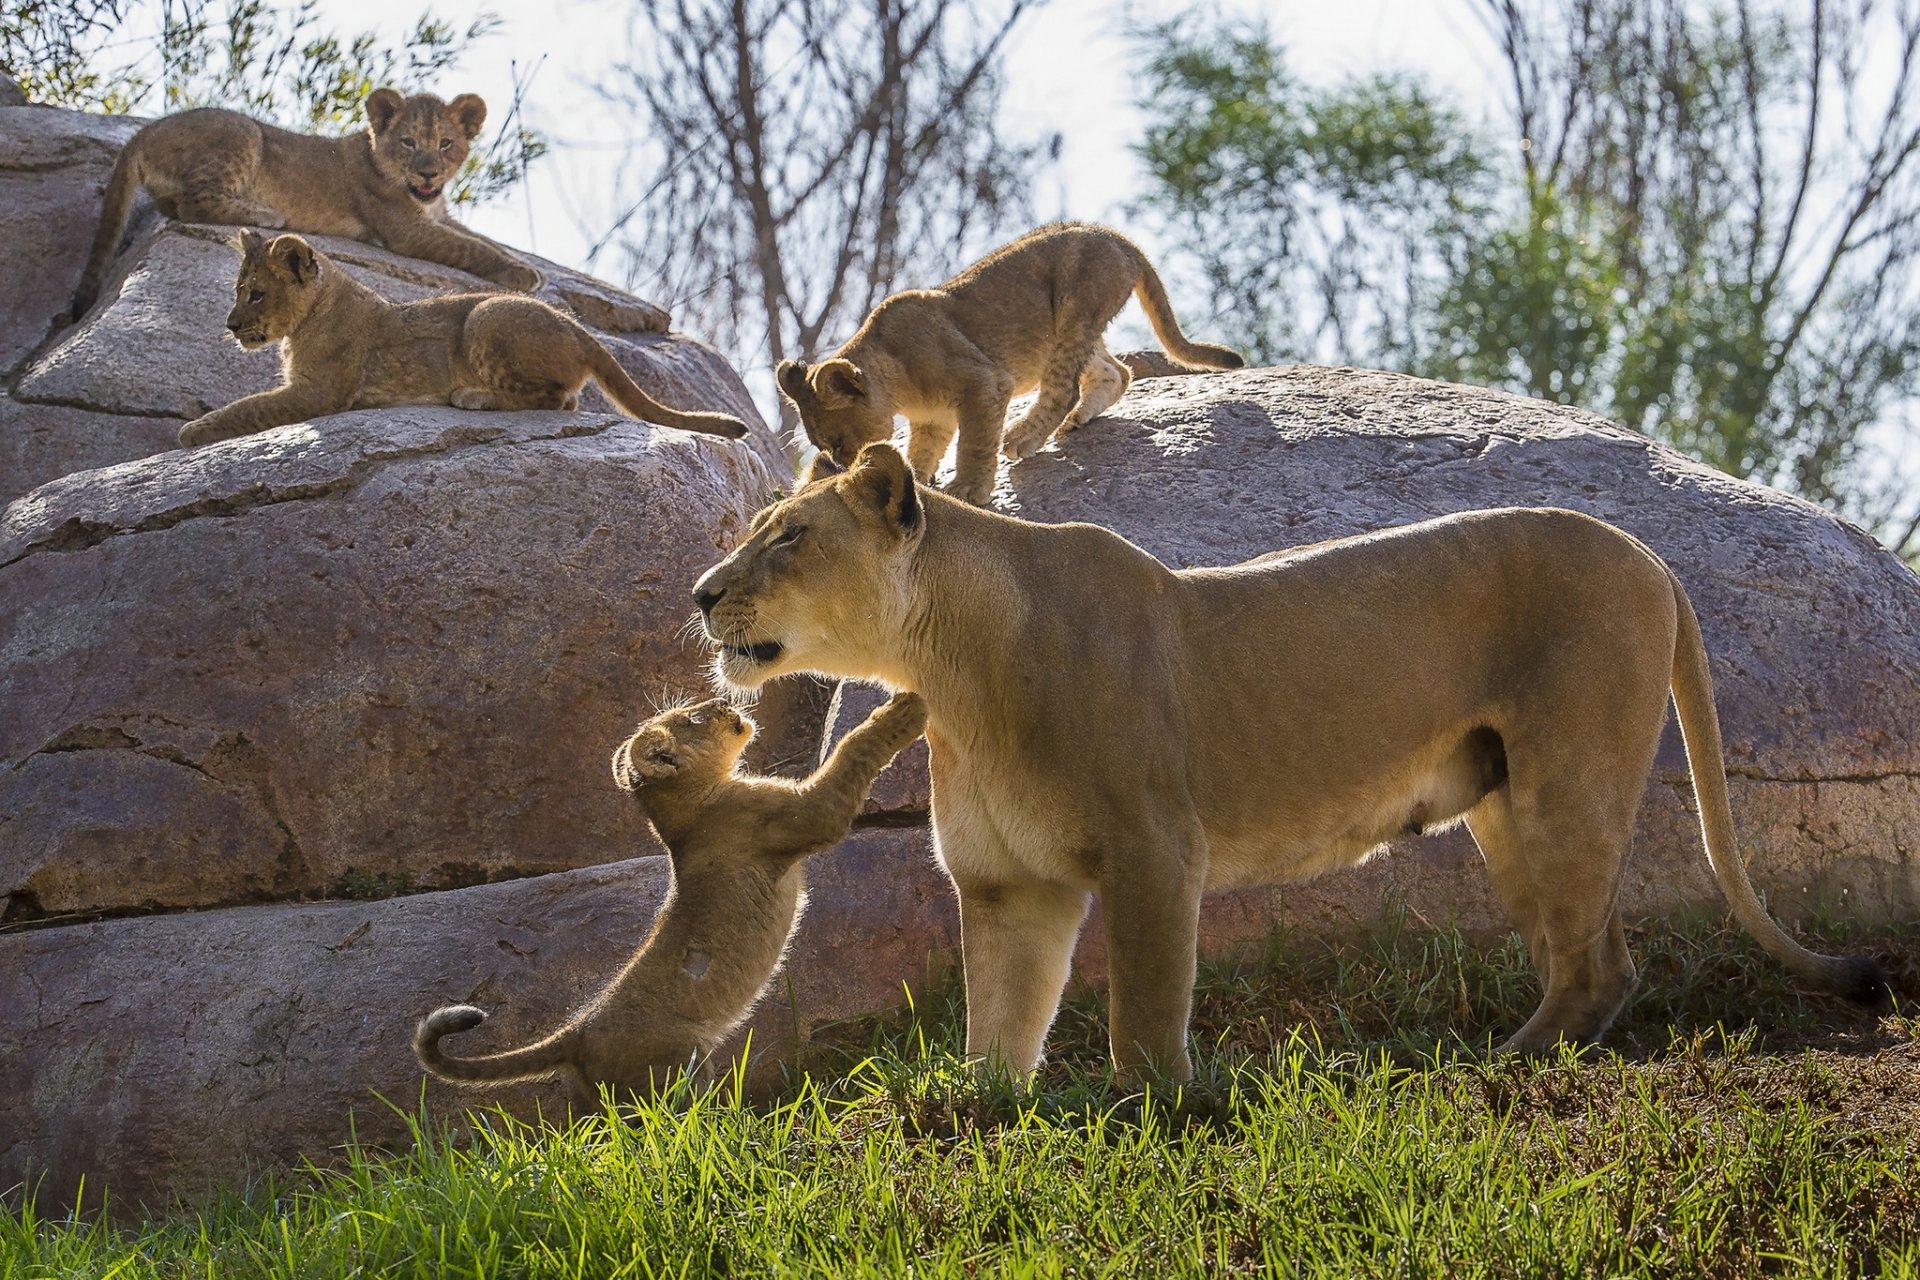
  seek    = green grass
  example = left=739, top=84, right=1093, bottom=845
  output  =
left=7, top=912, right=1920, bottom=1278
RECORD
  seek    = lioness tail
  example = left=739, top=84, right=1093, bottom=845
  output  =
left=583, top=336, right=750, bottom=439
left=1667, top=573, right=1889, bottom=1006
left=1132, top=256, right=1245, bottom=371
left=413, top=1005, right=575, bottom=1084
left=70, top=133, right=149, bottom=320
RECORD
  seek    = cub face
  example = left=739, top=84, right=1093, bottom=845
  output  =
left=226, top=230, right=325, bottom=347
left=692, top=445, right=923, bottom=690
left=363, top=88, right=488, bottom=205
left=611, top=698, right=756, bottom=791
left=776, top=358, right=897, bottom=468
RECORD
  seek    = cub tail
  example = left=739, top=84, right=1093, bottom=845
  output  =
left=1132, top=255, right=1245, bottom=371
left=70, top=132, right=149, bottom=321
left=413, top=1005, right=577, bottom=1085
left=1666, top=572, right=1890, bottom=1007
left=583, top=336, right=750, bottom=439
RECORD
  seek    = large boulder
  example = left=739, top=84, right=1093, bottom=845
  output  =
left=0, top=101, right=791, bottom=505
left=978, top=364, right=1920, bottom=947
left=0, top=826, right=954, bottom=1212
left=0, top=408, right=780, bottom=917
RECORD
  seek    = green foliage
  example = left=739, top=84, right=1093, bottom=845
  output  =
left=4, top=917, right=1916, bottom=1276
left=1134, top=1, right=1920, bottom=552
left=0, top=0, right=542, bottom=207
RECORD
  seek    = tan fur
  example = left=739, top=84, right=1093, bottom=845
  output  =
left=70, top=88, right=543, bottom=319
left=776, top=223, right=1243, bottom=505
left=176, top=232, right=746, bottom=446
left=692, top=445, right=1887, bottom=1081
left=414, top=691, right=927, bottom=1103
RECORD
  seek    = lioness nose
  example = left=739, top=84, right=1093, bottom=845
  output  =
left=693, top=582, right=724, bottom=614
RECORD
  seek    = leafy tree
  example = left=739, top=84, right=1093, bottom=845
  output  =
left=1135, top=1, right=1920, bottom=554
left=597, top=0, right=1050, bottom=411
left=0, top=0, right=543, bottom=206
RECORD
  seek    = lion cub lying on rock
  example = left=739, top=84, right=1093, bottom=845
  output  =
left=71, top=88, right=542, bottom=319
left=414, top=691, right=927, bottom=1103
left=778, top=222, right=1243, bottom=504
left=177, top=231, right=747, bottom=446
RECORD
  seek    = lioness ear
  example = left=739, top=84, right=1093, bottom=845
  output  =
left=611, top=733, right=681, bottom=790
left=364, top=87, right=405, bottom=135
left=810, top=358, right=866, bottom=407
left=235, top=228, right=266, bottom=260
left=448, top=93, right=487, bottom=141
left=270, top=235, right=319, bottom=285
left=802, top=451, right=844, bottom=486
left=775, top=359, right=812, bottom=405
left=847, top=442, right=921, bottom=536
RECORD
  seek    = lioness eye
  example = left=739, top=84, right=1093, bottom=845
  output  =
left=249, top=289, right=264, bottom=303
left=771, top=525, right=805, bottom=548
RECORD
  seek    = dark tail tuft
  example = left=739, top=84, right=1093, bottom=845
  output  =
left=1835, top=954, right=1893, bottom=1009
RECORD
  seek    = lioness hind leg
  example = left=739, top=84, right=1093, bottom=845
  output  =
left=955, top=880, right=1091, bottom=1077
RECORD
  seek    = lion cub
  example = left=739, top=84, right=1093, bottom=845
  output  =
left=414, top=691, right=928, bottom=1102
left=70, top=88, right=542, bottom=319
left=777, top=222, right=1244, bottom=504
left=176, top=231, right=747, bottom=446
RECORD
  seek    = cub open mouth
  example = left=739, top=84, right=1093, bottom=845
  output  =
left=725, top=640, right=784, bottom=663
left=407, top=181, right=442, bottom=201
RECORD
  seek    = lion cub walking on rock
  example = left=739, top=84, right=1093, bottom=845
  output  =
left=71, top=89, right=543, bottom=319
left=414, top=691, right=927, bottom=1103
left=777, top=222, right=1243, bottom=504
left=177, top=231, right=747, bottom=446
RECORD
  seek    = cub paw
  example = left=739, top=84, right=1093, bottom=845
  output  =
left=879, top=691, right=929, bottom=737
left=450, top=388, right=496, bottom=410
left=999, top=420, right=1052, bottom=461
left=493, top=261, right=546, bottom=292
left=944, top=474, right=996, bottom=506
left=176, top=418, right=221, bottom=447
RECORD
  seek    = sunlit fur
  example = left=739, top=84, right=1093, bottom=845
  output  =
left=688, top=443, right=1888, bottom=1083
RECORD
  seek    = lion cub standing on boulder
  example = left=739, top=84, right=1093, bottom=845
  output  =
left=176, top=231, right=747, bottom=446
left=414, top=691, right=927, bottom=1103
left=777, top=222, right=1244, bottom=504
left=70, top=89, right=542, bottom=319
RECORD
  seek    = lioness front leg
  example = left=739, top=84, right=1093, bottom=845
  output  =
left=954, top=878, right=1090, bottom=1077
left=177, top=385, right=344, bottom=445
left=1097, top=824, right=1205, bottom=1082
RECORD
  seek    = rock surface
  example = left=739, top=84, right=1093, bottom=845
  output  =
left=0, top=826, right=954, bottom=1212
left=0, top=408, right=779, bottom=917
left=0, top=74, right=25, bottom=108
left=975, top=364, right=1920, bottom=934
left=0, top=101, right=789, bottom=505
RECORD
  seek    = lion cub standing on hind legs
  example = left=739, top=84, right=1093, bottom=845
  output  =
left=415, top=691, right=927, bottom=1104
left=175, top=231, right=746, bottom=446
left=69, top=88, right=543, bottom=320
left=777, top=222, right=1244, bottom=505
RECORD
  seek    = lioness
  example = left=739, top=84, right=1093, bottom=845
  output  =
left=415, top=691, right=928, bottom=1102
left=70, top=88, right=542, bottom=319
left=776, top=223, right=1243, bottom=506
left=176, top=231, right=746, bottom=446
left=691, top=444, right=1888, bottom=1081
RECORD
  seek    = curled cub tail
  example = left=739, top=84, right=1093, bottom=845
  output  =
left=1132, top=256, right=1245, bottom=371
left=413, top=1004, right=576, bottom=1085
left=1667, top=573, right=1890, bottom=1006
left=581, top=335, right=750, bottom=439
left=70, top=133, right=149, bottom=320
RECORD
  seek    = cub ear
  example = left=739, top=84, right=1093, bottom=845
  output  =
left=269, top=235, right=319, bottom=285
left=775, top=359, right=812, bottom=405
left=364, top=87, right=405, bottom=135
left=611, top=732, right=681, bottom=790
left=810, top=358, right=867, bottom=407
left=448, top=93, right=487, bottom=141
left=847, top=442, right=921, bottom=537
left=802, top=451, right=844, bottom=486
left=234, top=228, right=266, bottom=260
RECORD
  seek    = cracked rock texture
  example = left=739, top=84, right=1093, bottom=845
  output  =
left=0, top=101, right=789, bottom=504
left=0, top=408, right=781, bottom=916
left=973, top=364, right=1920, bottom=939
left=0, top=826, right=954, bottom=1212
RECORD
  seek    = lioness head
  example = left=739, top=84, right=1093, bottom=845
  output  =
left=693, top=444, right=923, bottom=690
left=363, top=87, right=487, bottom=205
left=226, top=231, right=325, bottom=347
left=610, top=697, right=756, bottom=791
left=776, top=358, right=897, bottom=467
